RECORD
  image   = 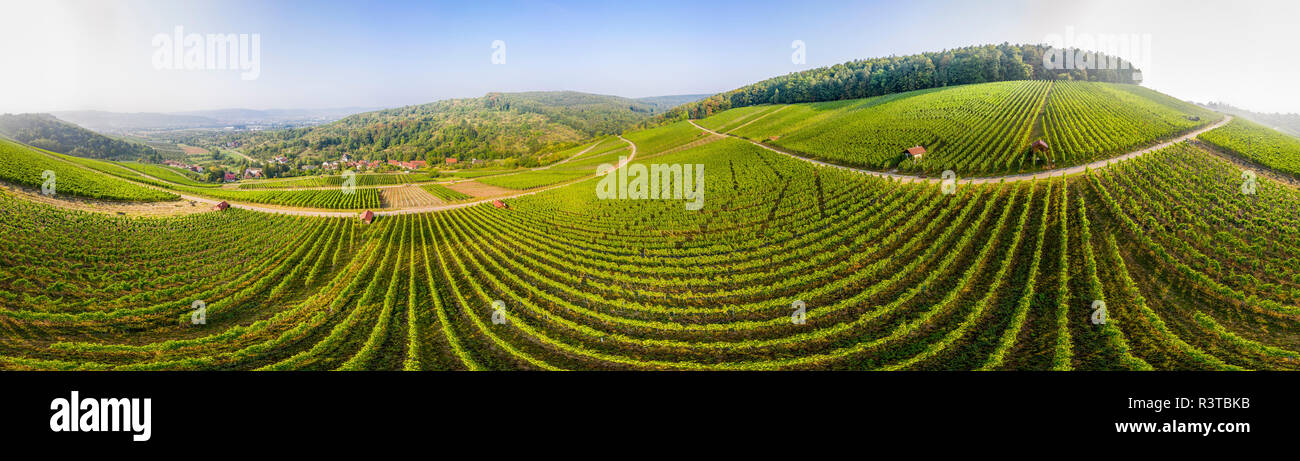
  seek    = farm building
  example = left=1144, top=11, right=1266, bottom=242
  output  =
left=360, top=210, right=375, bottom=224
left=493, top=200, right=508, bottom=209
left=1031, top=140, right=1050, bottom=153
left=904, top=146, right=926, bottom=160
left=445, top=158, right=458, bottom=164
left=213, top=201, right=230, bottom=211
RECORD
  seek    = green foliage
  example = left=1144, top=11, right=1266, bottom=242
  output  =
left=118, top=162, right=216, bottom=188
left=1198, top=118, right=1300, bottom=178
left=238, top=173, right=435, bottom=190
left=217, top=91, right=677, bottom=165
left=0, top=138, right=176, bottom=201
left=0, top=114, right=157, bottom=161
left=699, top=81, right=1216, bottom=175
left=176, top=186, right=383, bottom=210
left=420, top=184, right=471, bottom=201
left=670, top=43, right=1143, bottom=119
left=1, top=108, right=1298, bottom=371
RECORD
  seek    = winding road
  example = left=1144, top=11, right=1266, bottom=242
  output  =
left=688, top=115, right=1233, bottom=185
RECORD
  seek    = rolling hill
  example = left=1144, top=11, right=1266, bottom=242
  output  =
left=218, top=91, right=708, bottom=165
left=4, top=43, right=1300, bottom=372
left=52, top=107, right=377, bottom=132
left=668, top=43, right=1142, bottom=120
left=0, top=113, right=159, bottom=161
left=695, top=80, right=1218, bottom=175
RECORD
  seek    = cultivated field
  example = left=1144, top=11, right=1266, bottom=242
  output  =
left=1, top=80, right=1296, bottom=370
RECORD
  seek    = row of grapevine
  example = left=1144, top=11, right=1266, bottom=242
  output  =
left=1197, top=117, right=1300, bottom=178
left=697, top=80, right=1220, bottom=177
left=0, top=138, right=177, bottom=201
left=1, top=132, right=1296, bottom=370
left=238, top=173, right=438, bottom=190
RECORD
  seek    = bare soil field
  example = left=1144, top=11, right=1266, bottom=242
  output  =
left=381, top=184, right=442, bottom=209
left=445, top=181, right=517, bottom=198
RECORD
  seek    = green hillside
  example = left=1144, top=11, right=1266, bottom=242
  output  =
left=3, top=134, right=1298, bottom=370
left=1198, top=118, right=1300, bottom=178
left=697, top=80, right=1218, bottom=175
left=0, top=138, right=176, bottom=201
left=219, top=91, right=693, bottom=165
left=670, top=43, right=1143, bottom=120
left=0, top=113, right=158, bottom=161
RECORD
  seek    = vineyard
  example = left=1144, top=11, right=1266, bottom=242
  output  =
left=1, top=127, right=1296, bottom=370
left=473, top=136, right=635, bottom=190
left=178, top=186, right=384, bottom=210
left=239, top=173, right=439, bottom=190
left=0, top=138, right=178, bottom=202
left=421, top=184, right=472, bottom=201
left=117, top=161, right=217, bottom=188
left=1198, top=117, right=1300, bottom=178
left=701, top=81, right=1220, bottom=175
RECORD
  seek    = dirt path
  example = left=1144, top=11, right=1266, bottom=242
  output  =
left=726, top=105, right=788, bottom=133
left=688, top=116, right=1234, bottom=185
left=531, top=141, right=602, bottom=171
left=0, top=182, right=210, bottom=217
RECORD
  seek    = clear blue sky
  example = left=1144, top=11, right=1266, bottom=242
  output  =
left=3, top=0, right=1298, bottom=114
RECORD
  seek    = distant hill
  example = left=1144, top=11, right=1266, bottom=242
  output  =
left=0, top=113, right=158, bottom=161
left=52, top=110, right=222, bottom=132
left=221, top=91, right=688, bottom=164
left=173, top=107, right=380, bottom=125
left=1200, top=102, right=1300, bottom=138
left=52, top=107, right=376, bottom=132
left=668, top=43, right=1143, bottom=119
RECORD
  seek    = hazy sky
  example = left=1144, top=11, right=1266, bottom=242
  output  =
left=1, top=0, right=1297, bottom=114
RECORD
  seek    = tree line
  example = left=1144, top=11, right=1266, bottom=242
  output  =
left=665, top=43, right=1142, bottom=120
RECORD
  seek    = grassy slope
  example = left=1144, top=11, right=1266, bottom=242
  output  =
left=0, top=138, right=176, bottom=201
left=699, top=81, right=1218, bottom=176
left=1198, top=118, right=1300, bottom=178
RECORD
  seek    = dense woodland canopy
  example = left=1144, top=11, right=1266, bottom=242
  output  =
left=667, top=43, right=1142, bottom=120
left=0, top=113, right=158, bottom=161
